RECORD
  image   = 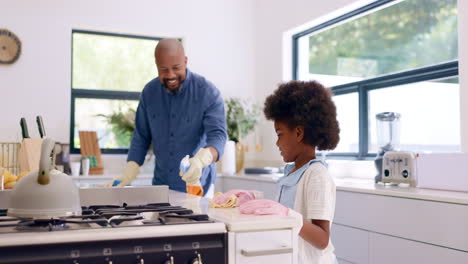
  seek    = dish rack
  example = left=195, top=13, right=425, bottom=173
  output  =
left=0, top=142, right=21, bottom=175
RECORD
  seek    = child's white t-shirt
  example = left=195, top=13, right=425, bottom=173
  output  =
left=294, top=162, right=337, bottom=264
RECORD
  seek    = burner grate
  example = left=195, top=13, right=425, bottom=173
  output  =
left=0, top=202, right=214, bottom=232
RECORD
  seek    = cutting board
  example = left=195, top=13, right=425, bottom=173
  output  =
left=18, top=138, right=43, bottom=173
left=79, top=131, right=103, bottom=174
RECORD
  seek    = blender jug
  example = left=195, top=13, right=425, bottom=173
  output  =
left=374, top=112, right=401, bottom=183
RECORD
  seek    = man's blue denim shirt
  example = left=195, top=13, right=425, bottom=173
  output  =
left=128, top=69, right=227, bottom=193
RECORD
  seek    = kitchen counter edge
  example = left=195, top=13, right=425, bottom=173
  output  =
left=218, top=173, right=468, bottom=205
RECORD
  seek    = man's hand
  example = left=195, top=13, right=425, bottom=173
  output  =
left=180, top=148, right=213, bottom=185
left=103, top=161, right=140, bottom=187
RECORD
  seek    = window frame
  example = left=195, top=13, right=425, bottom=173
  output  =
left=291, top=0, right=459, bottom=160
left=70, top=29, right=163, bottom=154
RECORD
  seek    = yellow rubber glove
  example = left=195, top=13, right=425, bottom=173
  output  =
left=180, top=148, right=213, bottom=185
left=103, top=161, right=140, bottom=187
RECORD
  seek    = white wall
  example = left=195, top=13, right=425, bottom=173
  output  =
left=0, top=0, right=255, bottom=143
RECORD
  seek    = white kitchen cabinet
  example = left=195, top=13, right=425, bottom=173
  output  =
left=335, top=190, right=468, bottom=251
left=369, top=232, right=468, bottom=264
left=232, top=229, right=295, bottom=264
left=333, top=190, right=468, bottom=263
left=209, top=205, right=301, bottom=264
left=331, top=224, right=369, bottom=264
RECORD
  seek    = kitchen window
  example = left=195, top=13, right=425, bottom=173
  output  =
left=292, top=0, right=459, bottom=159
left=71, top=30, right=161, bottom=154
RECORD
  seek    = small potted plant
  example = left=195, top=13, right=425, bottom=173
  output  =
left=97, top=107, right=136, bottom=147
left=224, top=97, right=260, bottom=173
left=97, top=107, right=154, bottom=167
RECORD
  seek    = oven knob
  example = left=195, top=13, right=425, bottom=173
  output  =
left=190, top=253, right=203, bottom=264
left=402, top=169, right=409, bottom=178
left=162, top=256, right=174, bottom=264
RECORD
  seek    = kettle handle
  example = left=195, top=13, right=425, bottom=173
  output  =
left=38, top=138, right=55, bottom=185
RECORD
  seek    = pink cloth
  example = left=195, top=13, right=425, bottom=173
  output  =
left=239, top=199, right=289, bottom=216
left=212, top=189, right=258, bottom=206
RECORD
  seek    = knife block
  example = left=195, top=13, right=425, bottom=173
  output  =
left=18, top=138, right=43, bottom=173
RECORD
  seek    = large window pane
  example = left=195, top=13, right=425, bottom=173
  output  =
left=297, top=0, right=457, bottom=86
left=369, top=77, right=460, bottom=153
left=74, top=99, right=138, bottom=149
left=332, top=93, right=359, bottom=153
left=72, top=32, right=159, bottom=91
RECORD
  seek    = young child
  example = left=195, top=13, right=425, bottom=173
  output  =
left=264, top=80, right=340, bottom=264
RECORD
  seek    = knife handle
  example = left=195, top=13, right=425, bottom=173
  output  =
left=36, top=115, right=46, bottom=138
left=20, top=118, right=30, bottom=139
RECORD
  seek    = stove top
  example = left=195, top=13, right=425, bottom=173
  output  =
left=0, top=201, right=227, bottom=264
left=0, top=202, right=213, bottom=234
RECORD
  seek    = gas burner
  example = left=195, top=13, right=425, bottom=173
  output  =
left=87, top=204, right=123, bottom=211
left=108, top=215, right=144, bottom=227
left=0, top=202, right=214, bottom=232
left=126, top=202, right=171, bottom=209
left=16, top=219, right=69, bottom=232
left=0, top=216, right=18, bottom=223
left=62, top=217, right=109, bottom=227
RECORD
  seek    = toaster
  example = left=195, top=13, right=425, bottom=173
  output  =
left=382, top=151, right=417, bottom=186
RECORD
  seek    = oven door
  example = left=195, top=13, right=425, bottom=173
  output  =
left=0, top=233, right=227, bottom=264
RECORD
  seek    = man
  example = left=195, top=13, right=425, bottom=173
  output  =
left=106, top=39, right=227, bottom=196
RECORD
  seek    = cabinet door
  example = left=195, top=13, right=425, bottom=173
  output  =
left=369, top=232, right=468, bottom=264
left=331, top=224, right=369, bottom=264
left=235, top=230, right=294, bottom=264
left=335, top=191, right=468, bottom=251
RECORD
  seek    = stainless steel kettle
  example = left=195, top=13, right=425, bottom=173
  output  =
left=8, top=138, right=81, bottom=218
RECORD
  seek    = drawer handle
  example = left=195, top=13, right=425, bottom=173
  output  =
left=241, top=247, right=293, bottom=257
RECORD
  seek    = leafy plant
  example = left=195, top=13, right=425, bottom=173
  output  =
left=225, top=98, right=261, bottom=143
left=96, top=108, right=136, bottom=147
left=97, top=108, right=153, bottom=161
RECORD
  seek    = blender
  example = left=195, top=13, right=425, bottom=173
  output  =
left=374, top=112, right=401, bottom=183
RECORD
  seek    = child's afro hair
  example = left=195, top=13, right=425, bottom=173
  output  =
left=263, top=80, right=340, bottom=150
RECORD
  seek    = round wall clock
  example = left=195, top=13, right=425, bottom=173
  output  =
left=0, top=29, right=22, bottom=65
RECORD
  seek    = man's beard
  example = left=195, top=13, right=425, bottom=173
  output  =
left=164, top=77, right=183, bottom=94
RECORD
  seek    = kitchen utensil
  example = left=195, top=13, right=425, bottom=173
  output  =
left=8, top=138, right=82, bottom=218
left=35, top=115, right=59, bottom=167
left=18, top=118, right=43, bottom=174
left=20, top=118, right=29, bottom=139
left=374, top=112, right=401, bottom=183
left=382, top=151, right=416, bottom=186
left=36, top=115, right=46, bottom=138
